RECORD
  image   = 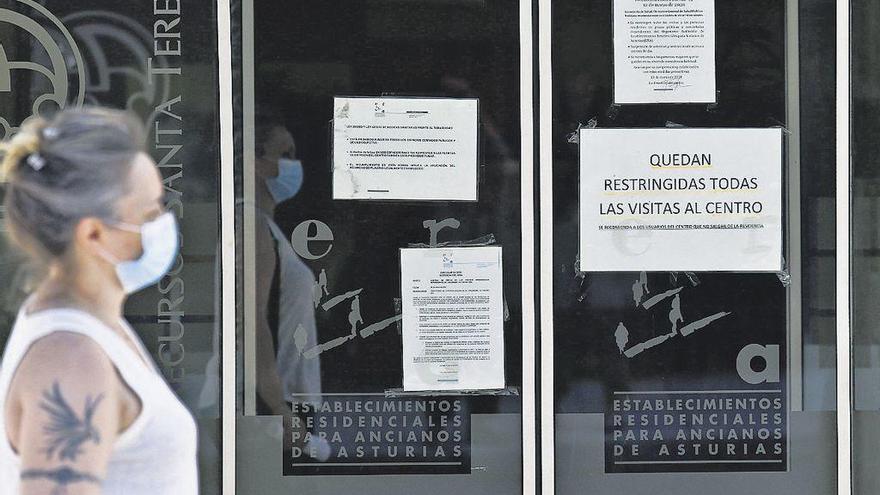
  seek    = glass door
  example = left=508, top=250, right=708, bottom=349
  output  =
left=541, top=0, right=839, bottom=492
left=230, top=1, right=536, bottom=493
left=851, top=0, right=880, bottom=492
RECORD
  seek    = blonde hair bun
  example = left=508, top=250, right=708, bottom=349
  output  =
left=1, top=107, right=145, bottom=262
left=0, top=117, right=47, bottom=182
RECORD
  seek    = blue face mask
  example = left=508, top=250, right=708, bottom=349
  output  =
left=98, top=212, right=180, bottom=294
left=266, top=158, right=303, bottom=204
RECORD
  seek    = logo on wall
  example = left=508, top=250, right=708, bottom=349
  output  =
left=62, top=10, right=173, bottom=126
left=603, top=272, right=788, bottom=473
left=0, top=4, right=172, bottom=139
left=0, top=0, right=85, bottom=139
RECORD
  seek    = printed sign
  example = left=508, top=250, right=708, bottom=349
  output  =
left=579, top=127, right=783, bottom=272
left=613, top=0, right=716, bottom=104
left=332, top=96, right=479, bottom=201
left=400, top=246, right=505, bottom=392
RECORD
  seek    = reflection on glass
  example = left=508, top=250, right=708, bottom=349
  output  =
left=0, top=2, right=222, bottom=494
left=252, top=117, right=321, bottom=413
left=552, top=0, right=836, bottom=491
left=235, top=0, right=525, bottom=492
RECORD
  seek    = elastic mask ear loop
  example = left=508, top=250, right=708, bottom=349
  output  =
left=109, top=221, right=143, bottom=234
left=95, top=245, right=122, bottom=265
left=96, top=218, right=142, bottom=265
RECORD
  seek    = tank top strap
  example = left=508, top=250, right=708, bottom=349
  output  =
left=260, top=210, right=288, bottom=243
left=0, top=308, right=159, bottom=460
left=9, top=309, right=157, bottom=396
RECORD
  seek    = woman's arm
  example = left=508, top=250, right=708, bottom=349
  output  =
left=253, top=220, right=293, bottom=416
left=7, top=332, right=124, bottom=495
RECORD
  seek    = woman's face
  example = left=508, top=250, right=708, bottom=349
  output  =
left=256, top=126, right=296, bottom=178
left=98, top=152, right=165, bottom=263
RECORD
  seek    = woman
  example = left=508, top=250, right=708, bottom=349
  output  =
left=0, top=108, right=197, bottom=494
left=251, top=118, right=321, bottom=416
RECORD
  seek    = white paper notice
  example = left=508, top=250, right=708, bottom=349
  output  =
left=332, top=97, right=479, bottom=201
left=401, top=247, right=505, bottom=391
left=613, top=0, right=716, bottom=104
left=579, top=128, right=783, bottom=272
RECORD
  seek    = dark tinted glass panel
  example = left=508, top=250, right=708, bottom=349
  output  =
left=0, top=1, right=222, bottom=493
left=852, top=0, right=880, bottom=493
left=233, top=1, right=528, bottom=492
left=550, top=0, right=836, bottom=491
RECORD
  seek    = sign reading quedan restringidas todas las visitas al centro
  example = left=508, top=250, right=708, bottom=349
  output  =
left=579, top=128, right=783, bottom=272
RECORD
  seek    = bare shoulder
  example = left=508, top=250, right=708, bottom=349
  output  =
left=11, top=331, right=117, bottom=403
left=7, top=331, right=123, bottom=489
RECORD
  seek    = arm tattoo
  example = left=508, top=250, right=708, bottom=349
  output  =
left=21, top=466, right=101, bottom=495
left=39, top=381, right=105, bottom=461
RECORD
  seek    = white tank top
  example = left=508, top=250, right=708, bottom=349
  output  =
left=0, top=304, right=199, bottom=494
left=264, top=214, right=322, bottom=405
